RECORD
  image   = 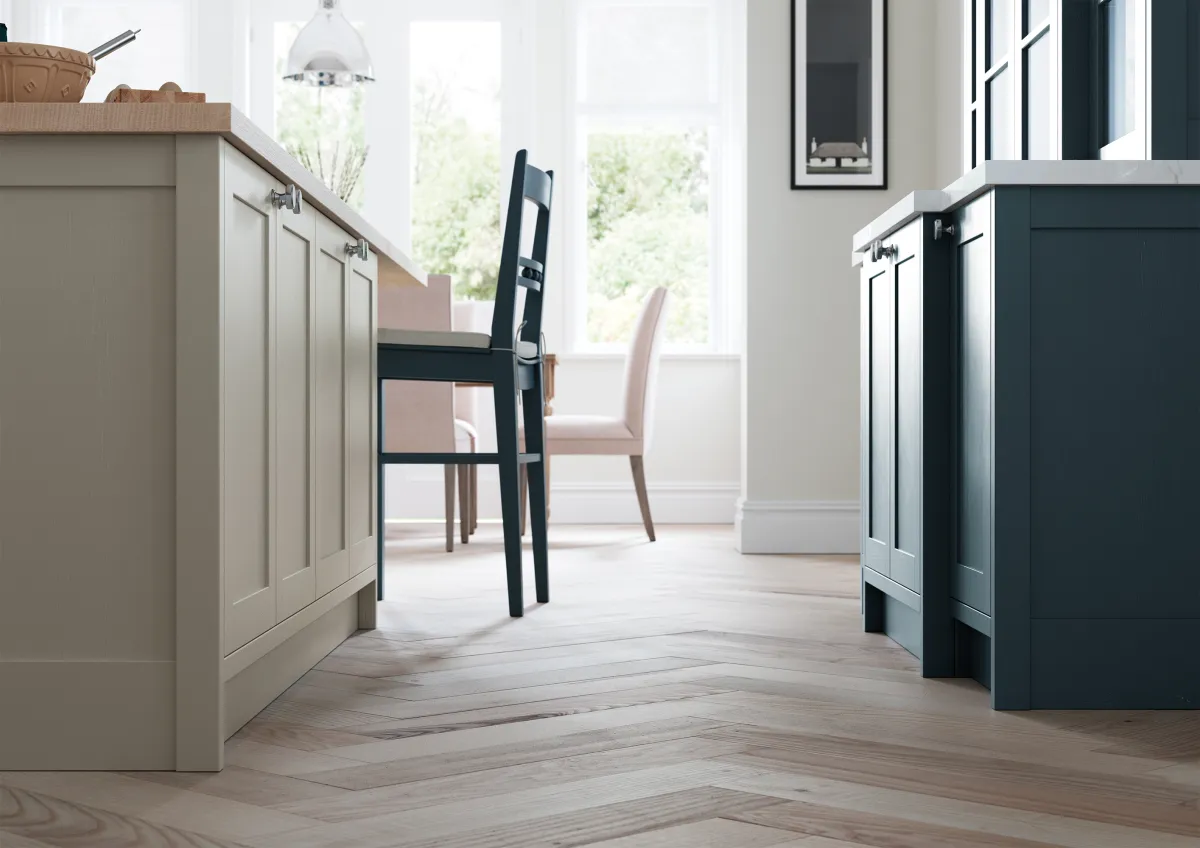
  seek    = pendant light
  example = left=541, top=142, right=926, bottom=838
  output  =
left=284, top=0, right=374, bottom=88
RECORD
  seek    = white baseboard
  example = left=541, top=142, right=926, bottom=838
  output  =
left=549, top=483, right=739, bottom=524
left=735, top=499, right=860, bottom=554
left=384, top=469, right=738, bottom=525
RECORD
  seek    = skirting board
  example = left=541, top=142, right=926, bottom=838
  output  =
left=0, top=660, right=175, bottom=770
left=224, top=596, right=359, bottom=740
left=385, top=470, right=738, bottom=525
left=735, top=499, right=861, bottom=554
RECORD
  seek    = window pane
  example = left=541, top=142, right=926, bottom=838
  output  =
left=587, top=129, right=710, bottom=346
left=58, top=1, right=190, bottom=101
left=581, top=2, right=714, bottom=107
left=1101, top=0, right=1135, bottom=145
left=410, top=22, right=502, bottom=301
left=275, top=22, right=367, bottom=210
left=987, top=68, right=1013, bottom=160
left=1024, top=0, right=1049, bottom=33
left=1024, top=35, right=1052, bottom=159
left=987, top=0, right=1010, bottom=67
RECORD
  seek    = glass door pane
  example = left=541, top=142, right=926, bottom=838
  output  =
left=1100, top=0, right=1135, bottom=145
left=987, top=68, right=1014, bottom=160
left=988, top=0, right=1011, bottom=67
left=1024, top=0, right=1050, bottom=33
left=1024, top=34, right=1052, bottom=158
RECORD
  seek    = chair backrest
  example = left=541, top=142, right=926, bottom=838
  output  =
left=453, top=299, right=490, bottom=430
left=490, top=149, right=554, bottom=354
left=621, top=287, right=671, bottom=447
left=378, top=274, right=456, bottom=453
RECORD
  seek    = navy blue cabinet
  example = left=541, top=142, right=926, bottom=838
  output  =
left=860, top=184, right=1200, bottom=709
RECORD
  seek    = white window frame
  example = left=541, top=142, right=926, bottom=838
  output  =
left=247, top=0, right=527, bottom=255
left=562, top=0, right=744, bottom=356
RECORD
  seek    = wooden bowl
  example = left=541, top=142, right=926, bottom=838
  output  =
left=0, top=42, right=95, bottom=103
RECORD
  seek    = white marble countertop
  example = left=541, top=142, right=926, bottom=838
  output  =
left=851, top=160, right=1200, bottom=263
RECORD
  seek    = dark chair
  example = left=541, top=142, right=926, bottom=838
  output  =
left=377, top=150, right=553, bottom=617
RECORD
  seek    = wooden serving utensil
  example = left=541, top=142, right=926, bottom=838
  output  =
left=105, top=81, right=205, bottom=103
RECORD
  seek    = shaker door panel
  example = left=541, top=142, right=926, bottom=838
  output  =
left=862, top=262, right=892, bottom=577
left=276, top=210, right=317, bottom=621
left=952, top=203, right=993, bottom=615
left=346, top=257, right=377, bottom=576
left=890, top=224, right=922, bottom=593
left=314, top=216, right=351, bottom=596
left=223, top=151, right=278, bottom=655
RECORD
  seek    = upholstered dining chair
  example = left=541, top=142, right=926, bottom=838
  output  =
left=522, top=287, right=669, bottom=541
left=378, top=275, right=474, bottom=552
left=378, top=150, right=553, bottom=617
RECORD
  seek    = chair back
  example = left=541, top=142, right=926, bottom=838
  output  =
left=378, top=274, right=456, bottom=453
left=490, top=149, right=554, bottom=355
left=621, top=288, right=671, bottom=448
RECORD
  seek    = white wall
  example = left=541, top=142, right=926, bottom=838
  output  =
left=736, top=0, right=963, bottom=553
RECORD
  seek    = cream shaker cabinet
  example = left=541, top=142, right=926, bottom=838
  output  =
left=222, top=145, right=378, bottom=655
left=0, top=105, right=420, bottom=772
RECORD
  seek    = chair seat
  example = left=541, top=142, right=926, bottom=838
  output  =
left=378, top=328, right=540, bottom=360
left=523, top=414, right=641, bottom=456
left=379, top=328, right=490, bottom=349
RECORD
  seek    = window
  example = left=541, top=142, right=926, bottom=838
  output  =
left=410, top=21, right=503, bottom=301
left=567, top=0, right=743, bottom=352
left=251, top=1, right=516, bottom=300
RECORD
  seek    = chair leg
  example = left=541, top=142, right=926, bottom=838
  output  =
left=458, top=464, right=470, bottom=544
left=444, top=465, right=456, bottom=553
left=522, top=364, right=550, bottom=604
left=520, top=466, right=528, bottom=537
left=470, top=463, right=478, bottom=535
left=493, top=361, right=525, bottom=616
left=630, top=455, right=656, bottom=542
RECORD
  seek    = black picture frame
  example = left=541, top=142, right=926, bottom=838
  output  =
left=791, top=0, right=887, bottom=189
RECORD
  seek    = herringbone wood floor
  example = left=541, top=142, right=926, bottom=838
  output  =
left=4, top=525, right=1200, bottom=847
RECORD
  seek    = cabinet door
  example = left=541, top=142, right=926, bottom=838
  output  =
left=346, top=249, right=378, bottom=576
left=223, top=150, right=279, bottom=654
left=889, top=221, right=923, bottom=593
left=951, top=198, right=993, bottom=615
left=275, top=207, right=317, bottom=621
left=314, top=215, right=351, bottom=596
left=860, top=252, right=892, bottom=577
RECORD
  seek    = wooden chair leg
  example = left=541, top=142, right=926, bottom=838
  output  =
left=522, top=364, right=549, bottom=604
left=444, top=465, right=456, bottom=553
left=493, top=363, right=525, bottom=617
left=630, top=455, right=656, bottom=542
left=458, top=464, right=470, bottom=544
left=470, top=464, right=478, bottom=534
left=520, top=466, right=528, bottom=537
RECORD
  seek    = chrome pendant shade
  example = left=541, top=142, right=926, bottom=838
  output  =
left=284, top=0, right=374, bottom=87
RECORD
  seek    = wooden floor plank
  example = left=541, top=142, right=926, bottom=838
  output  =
left=274, top=737, right=748, bottom=821
left=579, top=818, right=810, bottom=847
left=297, top=716, right=728, bottom=790
left=731, top=799, right=1068, bottom=848
left=9, top=526, right=1199, bottom=848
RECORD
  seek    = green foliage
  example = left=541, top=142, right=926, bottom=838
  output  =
left=586, top=131, right=711, bottom=345
left=411, top=79, right=502, bottom=302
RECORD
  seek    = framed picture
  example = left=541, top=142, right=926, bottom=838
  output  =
left=791, top=0, right=886, bottom=189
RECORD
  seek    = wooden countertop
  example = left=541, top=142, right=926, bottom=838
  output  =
left=0, top=103, right=427, bottom=288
